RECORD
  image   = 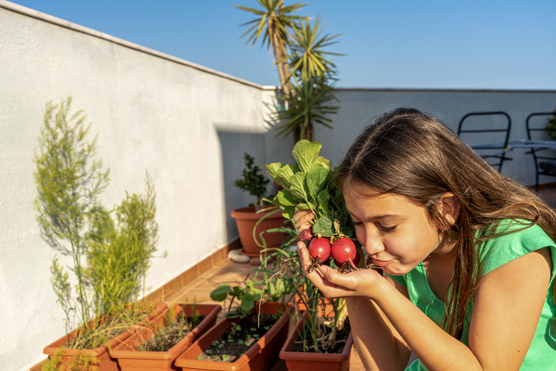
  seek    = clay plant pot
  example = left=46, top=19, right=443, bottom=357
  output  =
left=279, top=310, right=354, bottom=371
left=174, top=302, right=294, bottom=371
left=43, top=302, right=168, bottom=371
left=294, top=294, right=335, bottom=317
left=111, top=304, right=221, bottom=371
left=230, top=206, right=286, bottom=257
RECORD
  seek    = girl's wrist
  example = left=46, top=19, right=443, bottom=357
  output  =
left=364, top=272, right=395, bottom=300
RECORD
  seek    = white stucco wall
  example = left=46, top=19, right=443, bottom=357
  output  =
left=0, top=2, right=275, bottom=370
left=266, top=88, right=556, bottom=185
left=2, top=1, right=556, bottom=370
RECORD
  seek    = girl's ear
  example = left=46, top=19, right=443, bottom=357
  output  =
left=439, top=193, right=460, bottom=228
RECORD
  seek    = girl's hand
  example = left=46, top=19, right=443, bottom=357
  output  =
left=293, top=209, right=314, bottom=234
left=297, top=241, right=386, bottom=299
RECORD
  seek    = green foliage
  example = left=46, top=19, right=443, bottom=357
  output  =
left=210, top=282, right=262, bottom=319
left=236, top=1, right=342, bottom=142
left=286, top=15, right=342, bottom=82
left=42, top=348, right=99, bottom=371
left=234, top=153, right=270, bottom=209
left=34, top=97, right=110, bottom=326
left=273, top=77, right=339, bottom=139
left=265, top=140, right=353, bottom=238
left=34, top=97, right=160, bottom=350
left=545, top=111, right=556, bottom=140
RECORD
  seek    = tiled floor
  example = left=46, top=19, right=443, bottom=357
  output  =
left=167, top=187, right=556, bottom=371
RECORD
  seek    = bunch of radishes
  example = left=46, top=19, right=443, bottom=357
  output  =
left=264, top=140, right=362, bottom=271
left=298, top=229, right=360, bottom=270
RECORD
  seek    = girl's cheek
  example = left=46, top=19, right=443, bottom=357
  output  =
left=355, top=228, right=366, bottom=248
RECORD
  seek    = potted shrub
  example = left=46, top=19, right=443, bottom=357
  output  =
left=35, top=98, right=162, bottom=370
left=110, top=303, right=221, bottom=370
left=231, top=153, right=286, bottom=257
left=173, top=283, right=294, bottom=371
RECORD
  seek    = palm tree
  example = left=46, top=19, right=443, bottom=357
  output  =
left=235, top=0, right=306, bottom=97
left=285, top=15, right=343, bottom=83
left=273, top=76, right=339, bottom=141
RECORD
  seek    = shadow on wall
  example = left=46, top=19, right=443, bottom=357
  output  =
left=216, top=129, right=278, bottom=242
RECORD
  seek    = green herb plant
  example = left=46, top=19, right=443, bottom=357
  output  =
left=545, top=110, right=556, bottom=140
left=35, top=97, right=160, bottom=369
left=210, top=282, right=262, bottom=319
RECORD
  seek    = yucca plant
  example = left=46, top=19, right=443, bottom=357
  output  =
left=236, top=1, right=342, bottom=143
left=273, top=77, right=339, bottom=141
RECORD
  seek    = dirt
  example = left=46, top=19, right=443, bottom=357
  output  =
left=196, top=313, right=279, bottom=363
left=292, top=317, right=351, bottom=354
left=137, top=314, right=206, bottom=352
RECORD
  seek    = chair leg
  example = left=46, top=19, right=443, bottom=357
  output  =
left=535, top=172, right=539, bottom=192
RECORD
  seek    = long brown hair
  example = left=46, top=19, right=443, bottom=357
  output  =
left=336, top=107, right=556, bottom=339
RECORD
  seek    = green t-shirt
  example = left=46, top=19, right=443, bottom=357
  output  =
left=388, top=220, right=556, bottom=371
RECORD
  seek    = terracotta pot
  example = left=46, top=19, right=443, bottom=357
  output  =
left=294, top=294, right=335, bottom=317
left=43, top=302, right=168, bottom=371
left=175, top=302, right=294, bottom=371
left=230, top=207, right=286, bottom=257
left=111, top=304, right=221, bottom=371
left=279, top=310, right=354, bottom=371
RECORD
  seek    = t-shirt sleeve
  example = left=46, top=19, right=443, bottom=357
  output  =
left=479, top=220, right=556, bottom=275
left=387, top=273, right=407, bottom=286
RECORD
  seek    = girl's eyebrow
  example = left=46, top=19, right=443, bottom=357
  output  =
left=347, top=210, right=401, bottom=220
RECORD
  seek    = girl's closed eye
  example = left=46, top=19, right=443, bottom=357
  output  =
left=378, top=223, right=397, bottom=232
left=351, top=218, right=363, bottom=226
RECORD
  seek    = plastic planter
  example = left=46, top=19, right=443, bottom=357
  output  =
left=175, top=302, right=294, bottom=371
left=279, top=310, right=354, bottom=371
left=111, top=304, right=221, bottom=371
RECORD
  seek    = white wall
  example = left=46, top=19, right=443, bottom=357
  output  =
left=266, top=88, right=556, bottom=185
left=0, top=2, right=274, bottom=370
left=2, top=1, right=556, bottom=370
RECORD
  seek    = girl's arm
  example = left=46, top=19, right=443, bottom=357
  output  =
left=300, top=245, right=551, bottom=371
left=345, top=276, right=413, bottom=370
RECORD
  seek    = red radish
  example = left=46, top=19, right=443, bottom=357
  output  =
left=297, top=229, right=314, bottom=243
left=308, top=237, right=331, bottom=262
left=334, top=251, right=360, bottom=268
left=331, top=238, right=357, bottom=269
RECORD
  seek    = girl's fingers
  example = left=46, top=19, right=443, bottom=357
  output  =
left=294, top=210, right=315, bottom=230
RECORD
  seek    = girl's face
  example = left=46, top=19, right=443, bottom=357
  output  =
left=344, top=186, right=450, bottom=276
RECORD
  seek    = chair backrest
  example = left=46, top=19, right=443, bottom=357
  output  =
left=457, top=111, right=512, bottom=171
left=525, top=111, right=556, bottom=161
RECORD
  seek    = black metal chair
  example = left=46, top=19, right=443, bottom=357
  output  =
left=457, top=111, right=512, bottom=172
left=525, top=112, right=556, bottom=191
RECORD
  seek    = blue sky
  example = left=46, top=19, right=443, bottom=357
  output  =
left=8, top=0, right=556, bottom=89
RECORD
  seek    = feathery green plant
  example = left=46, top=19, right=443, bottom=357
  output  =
left=34, top=98, right=160, bottom=361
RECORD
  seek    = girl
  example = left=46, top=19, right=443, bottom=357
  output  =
left=295, top=108, right=556, bottom=371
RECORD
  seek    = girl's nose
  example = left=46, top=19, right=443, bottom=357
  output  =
left=364, top=235, right=384, bottom=255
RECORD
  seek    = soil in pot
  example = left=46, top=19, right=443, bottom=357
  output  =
left=195, top=313, right=279, bottom=362
left=137, top=311, right=206, bottom=352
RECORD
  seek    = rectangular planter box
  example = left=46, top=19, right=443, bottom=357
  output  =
left=279, top=310, right=353, bottom=371
left=111, top=303, right=221, bottom=371
left=175, top=302, right=294, bottom=371
left=43, top=302, right=168, bottom=371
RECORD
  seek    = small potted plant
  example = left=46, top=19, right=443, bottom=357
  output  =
left=231, top=153, right=286, bottom=257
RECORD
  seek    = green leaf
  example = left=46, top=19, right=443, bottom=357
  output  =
left=312, top=215, right=335, bottom=237
left=282, top=206, right=296, bottom=220
left=210, top=284, right=231, bottom=302
left=240, top=293, right=258, bottom=312
left=222, top=355, right=231, bottom=361
left=290, top=172, right=310, bottom=205
left=292, top=140, right=322, bottom=173
left=265, top=163, right=289, bottom=189
left=295, top=203, right=312, bottom=211
left=276, top=190, right=298, bottom=206
left=314, top=156, right=331, bottom=170
left=306, top=166, right=329, bottom=197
